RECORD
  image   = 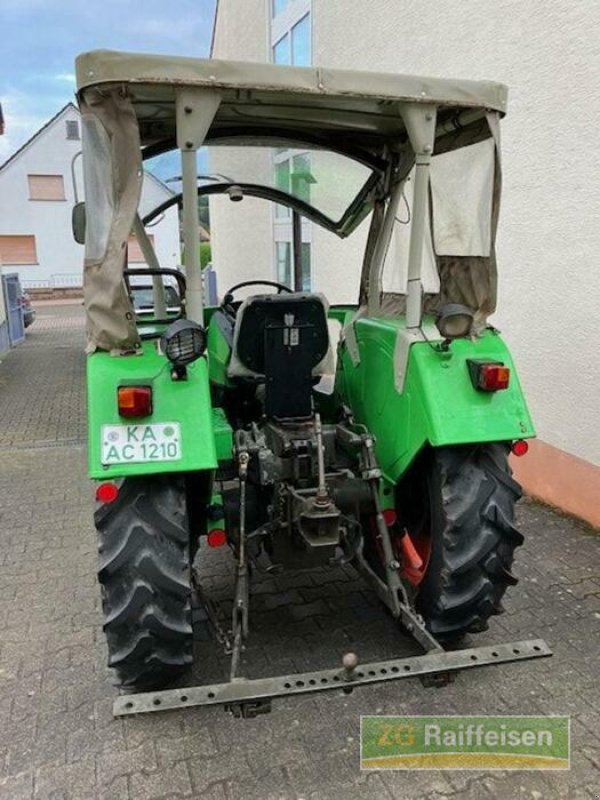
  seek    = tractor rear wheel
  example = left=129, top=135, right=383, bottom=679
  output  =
left=95, top=475, right=193, bottom=690
left=396, top=443, right=524, bottom=642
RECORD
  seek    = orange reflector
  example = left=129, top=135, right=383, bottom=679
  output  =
left=382, top=508, right=397, bottom=527
left=399, top=532, right=423, bottom=572
left=478, top=364, right=510, bottom=391
left=512, top=439, right=529, bottom=457
left=207, top=529, right=227, bottom=548
left=117, top=386, right=152, bottom=418
left=96, top=482, right=119, bottom=503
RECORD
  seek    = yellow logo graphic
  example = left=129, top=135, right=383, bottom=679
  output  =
left=377, top=723, right=416, bottom=748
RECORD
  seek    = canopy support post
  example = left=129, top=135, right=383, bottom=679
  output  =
left=132, top=215, right=166, bottom=319
left=292, top=210, right=303, bottom=291
left=367, top=176, right=404, bottom=317
left=400, top=104, right=437, bottom=330
left=176, top=89, right=221, bottom=324
left=180, top=147, right=202, bottom=322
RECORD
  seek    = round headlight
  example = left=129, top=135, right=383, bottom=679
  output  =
left=435, top=304, right=474, bottom=340
left=161, top=319, right=207, bottom=367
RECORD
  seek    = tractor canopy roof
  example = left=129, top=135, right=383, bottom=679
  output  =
left=75, top=50, right=506, bottom=353
left=76, top=51, right=506, bottom=234
left=75, top=49, right=507, bottom=152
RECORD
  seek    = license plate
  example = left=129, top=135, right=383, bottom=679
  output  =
left=101, top=423, right=182, bottom=465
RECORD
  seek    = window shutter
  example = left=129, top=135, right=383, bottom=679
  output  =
left=66, top=120, right=80, bottom=140
left=28, top=174, right=66, bottom=201
left=0, top=235, right=38, bottom=265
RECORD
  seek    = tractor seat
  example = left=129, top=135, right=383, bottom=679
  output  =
left=228, top=292, right=330, bottom=419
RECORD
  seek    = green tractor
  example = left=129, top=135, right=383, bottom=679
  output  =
left=75, top=50, right=549, bottom=716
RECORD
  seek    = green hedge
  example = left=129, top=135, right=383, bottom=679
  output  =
left=200, top=243, right=212, bottom=269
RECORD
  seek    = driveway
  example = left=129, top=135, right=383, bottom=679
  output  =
left=0, top=303, right=598, bottom=799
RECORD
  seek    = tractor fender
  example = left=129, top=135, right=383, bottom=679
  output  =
left=86, top=342, right=232, bottom=479
left=337, top=318, right=534, bottom=484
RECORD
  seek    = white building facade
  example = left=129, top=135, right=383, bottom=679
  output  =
left=211, top=0, right=600, bottom=525
left=0, top=104, right=181, bottom=292
left=0, top=264, right=8, bottom=354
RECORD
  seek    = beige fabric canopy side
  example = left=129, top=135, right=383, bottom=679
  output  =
left=81, top=88, right=142, bottom=353
left=424, top=113, right=502, bottom=331
left=370, top=114, right=503, bottom=332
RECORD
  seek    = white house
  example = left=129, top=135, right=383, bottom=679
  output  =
left=0, top=103, right=181, bottom=292
left=0, top=102, right=9, bottom=355
left=210, top=0, right=600, bottom=526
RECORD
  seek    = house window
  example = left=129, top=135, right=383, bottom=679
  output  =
left=272, top=0, right=289, bottom=16
left=275, top=240, right=311, bottom=291
left=28, top=174, right=66, bottom=201
left=0, top=235, right=38, bottom=265
left=291, top=14, right=311, bottom=66
left=127, top=233, right=155, bottom=263
left=272, top=10, right=311, bottom=66
left=273, top=33, right=291, bottom=65
left=66, top=120, right=80, bottom=140
left=271, top=1, right=312, bottom=289
left=275, top=241, right=292, bottom=286
left=299, top=242, right=311, bottom=291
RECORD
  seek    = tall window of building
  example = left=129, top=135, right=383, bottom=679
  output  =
left=66, top=119, right=80, bottom=140
left=270, top=0, right=312, bottom=290
left=272, top=0, right=289, bottom=16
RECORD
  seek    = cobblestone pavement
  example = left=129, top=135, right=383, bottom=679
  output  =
left=0, top=305, right=86, bottom=449
left=0, top=306, right=599, bottom=800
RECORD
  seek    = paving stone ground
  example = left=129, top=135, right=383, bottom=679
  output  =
left=0, top=304, right=599, bottom=800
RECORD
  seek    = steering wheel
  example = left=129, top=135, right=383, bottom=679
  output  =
left=221, top=279, right=292, bottom=317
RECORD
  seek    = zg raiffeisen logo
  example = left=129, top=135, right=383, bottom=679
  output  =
left=360, top=716, right=570, bottom=770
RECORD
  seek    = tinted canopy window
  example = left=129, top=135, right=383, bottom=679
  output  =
left=208, top=143, right=374, bottom=225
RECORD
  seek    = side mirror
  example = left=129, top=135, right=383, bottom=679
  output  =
left=72, top=202, right=86, bottom=244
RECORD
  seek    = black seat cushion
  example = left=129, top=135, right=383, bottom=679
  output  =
left=236, top=294, right=329, bottom=375
left=234, top=293, right=329, bottom=419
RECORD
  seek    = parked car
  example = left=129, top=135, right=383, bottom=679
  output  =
left=129, top=283, right=181, bottom=320
left=126, top=270, right=182, bottom=320
left=21, top=291, right=35, bottom=328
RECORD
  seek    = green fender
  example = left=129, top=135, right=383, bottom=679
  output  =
left=87, top=340, right=232, bottom=479
left=337, top=316, right=535, bottom=484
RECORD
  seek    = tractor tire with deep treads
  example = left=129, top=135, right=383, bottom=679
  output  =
left=95, top=475, right=193, bottom=690
left=398, top=443, right=524, bottom=642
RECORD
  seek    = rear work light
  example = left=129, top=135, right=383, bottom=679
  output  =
left=467, top=360, right=510, bottom=392
left=117, top=386, right=153, bottom=418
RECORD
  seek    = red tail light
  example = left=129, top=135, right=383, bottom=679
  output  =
left=117, top=386, right=152, bottom=418
left=468, top=360, right=510, bottom=392
left=207, top=529, right=227, bottom=548
left=96, top=482, right=119, bottom=503
left=382, top=508, right=397, bottom=527
left=511, top=440, right=529, bottom=457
